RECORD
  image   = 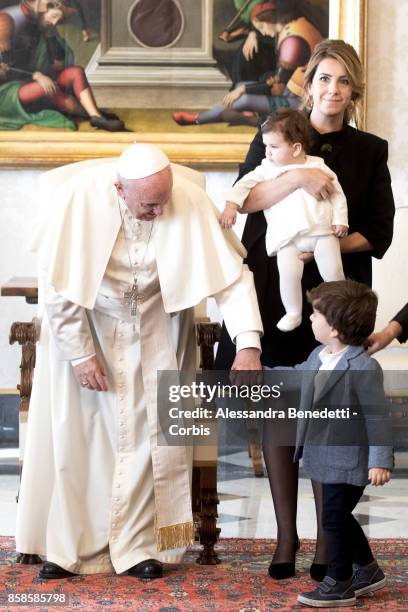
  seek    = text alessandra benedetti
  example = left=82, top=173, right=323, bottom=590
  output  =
left=168, top=407, right=351, bottom=420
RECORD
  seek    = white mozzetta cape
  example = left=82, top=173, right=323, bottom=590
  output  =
left=35, top=159, right=247, bottom=312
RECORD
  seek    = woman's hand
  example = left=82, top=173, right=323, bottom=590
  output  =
left=242, top=31, right=258, bottom=61
left=32, top=71, right=57, bottom=96
left=298, top=252, right=314, bottom=264
left=295, top=168, right=335, bottom=200
left=223, top=84, right=246, bottom=108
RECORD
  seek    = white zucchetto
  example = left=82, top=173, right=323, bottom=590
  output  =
left=117, top=144, right=170, bottom=179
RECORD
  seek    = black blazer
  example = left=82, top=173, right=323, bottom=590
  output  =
left=215, top=124, right=395, bottom=368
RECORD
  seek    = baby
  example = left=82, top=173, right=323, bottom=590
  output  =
left=220, top=109, right=348, bottom=332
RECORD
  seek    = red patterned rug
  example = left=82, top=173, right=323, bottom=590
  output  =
left=0, top=538, right=406, bottom=611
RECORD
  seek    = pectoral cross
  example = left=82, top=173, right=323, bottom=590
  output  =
left=124, top=280, right=138, bottom=316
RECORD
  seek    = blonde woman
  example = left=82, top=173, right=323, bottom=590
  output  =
left=215, top=39, right=395, bottom=582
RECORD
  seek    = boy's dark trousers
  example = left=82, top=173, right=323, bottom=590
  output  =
left=322, top=483, right=374, bottom=581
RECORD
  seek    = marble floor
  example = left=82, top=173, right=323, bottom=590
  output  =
left=0, top=448, right=406, bottom=539
left=217, top=449, right=408, bottom=539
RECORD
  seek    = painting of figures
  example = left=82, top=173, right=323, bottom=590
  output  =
left=0, top=1, right=366, bottom=166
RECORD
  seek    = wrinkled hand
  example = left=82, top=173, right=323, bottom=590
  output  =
left=220, top=202, right=238, bottom=229
left=332, top=224, right=348, bottom=238
left=297, top=168, right=335, bottom=200
left=243, top=31, right=258, bottom=60
left=298, top=251, right=314, bottom=264
left=0, top=62, right=9, bottom=82
left=230, top=348, right=262, bottom=386
left=223, top=84, right=245, bottom=108
left=32, top=71, right=57, bottom=96
left=73, top=355, right=108, bottom=392
left=368, top=468, right=391, bottom=486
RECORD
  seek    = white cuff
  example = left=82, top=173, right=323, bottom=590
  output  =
left=71, top=353, right=96, bottom=367
left=235, top=331, right=261, bottom=353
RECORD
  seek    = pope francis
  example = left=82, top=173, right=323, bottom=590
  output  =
left=15, top=144, right=263, bottom=580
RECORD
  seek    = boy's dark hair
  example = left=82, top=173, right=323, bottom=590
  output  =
left=307, top=280, right=378, bottom=346
left=261, top=108, right=311, bottom=151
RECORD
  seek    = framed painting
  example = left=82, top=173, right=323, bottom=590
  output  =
left=0, top=0, right=367, bottom=168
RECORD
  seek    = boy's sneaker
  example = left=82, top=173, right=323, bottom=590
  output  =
left=297, top=576, right=356, bottom=607
left=352, top=560, right=386, bottom=596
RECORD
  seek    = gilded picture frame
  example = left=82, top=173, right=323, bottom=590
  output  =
left=0, top=0, right=367, bottom=169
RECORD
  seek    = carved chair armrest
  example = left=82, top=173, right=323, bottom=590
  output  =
left=195, top=320, right=221, bottom=370
left=193, top=318, right=222, bottom=564
left=9, top=319, right=40, bottom=406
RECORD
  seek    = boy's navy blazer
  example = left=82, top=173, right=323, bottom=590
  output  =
left=288, top=345, right=394, bottom=486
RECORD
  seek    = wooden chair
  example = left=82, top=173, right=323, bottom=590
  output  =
left=2, top=277, right=221, bottom=565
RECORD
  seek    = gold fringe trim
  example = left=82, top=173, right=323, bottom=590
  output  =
left=154, top=517, right=195, bottom=552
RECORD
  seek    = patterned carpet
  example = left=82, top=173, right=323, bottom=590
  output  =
left=0, top=538, right=407, bottom=611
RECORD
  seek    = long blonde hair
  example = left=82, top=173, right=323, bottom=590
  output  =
left=302, top=39, right=365, bottom=128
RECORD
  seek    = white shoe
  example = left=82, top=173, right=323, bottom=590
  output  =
left=277, top=313, right=302, bottom=332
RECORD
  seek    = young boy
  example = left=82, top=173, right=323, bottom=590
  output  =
left=219, top=109, right=348, bottom=332
left=284, top=280, right=393, bottom=608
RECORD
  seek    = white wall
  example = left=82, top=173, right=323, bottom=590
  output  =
left=367, top=0, right=408, bottom=328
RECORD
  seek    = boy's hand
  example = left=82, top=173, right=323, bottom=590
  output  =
left=332, top=224, right=348, bottom=238
left=368, top=468, right=391, bottom=486
left=220, top=202, right=238, bottom=229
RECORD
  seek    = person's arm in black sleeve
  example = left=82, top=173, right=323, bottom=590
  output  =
left=357, top=139, right=395, bottom=259
left=237, top=130, right=265, bottom=181
left=392, top=302, right=408, bottom=343
left=366, top=302, right=408, bottom=355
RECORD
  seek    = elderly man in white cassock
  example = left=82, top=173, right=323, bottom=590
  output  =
left=15, top=144, right=263, bottom=580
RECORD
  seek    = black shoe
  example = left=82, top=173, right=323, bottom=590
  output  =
left=351, top=561, right=386, bottom=597
left=39, top=562, right=77, bottom=580
left=268, top=561, right=296, bottom=579
left=90, top=115, right=125, bottom=132
left=310, top=562, right=329, bottom=582
left=127, top=559, right=163, bottom=579
left=297, top=576, right=356, bottom=608
left=268, top=537, right=300, bottom=580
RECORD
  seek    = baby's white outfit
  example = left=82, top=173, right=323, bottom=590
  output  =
left=227, top=155, right=348, bottom=331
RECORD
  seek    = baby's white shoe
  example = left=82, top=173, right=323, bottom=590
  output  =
left=277, top=313, right=302, bottom=332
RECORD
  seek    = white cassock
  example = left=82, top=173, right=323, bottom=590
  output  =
left=15, top=161, right=263, bottom=574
